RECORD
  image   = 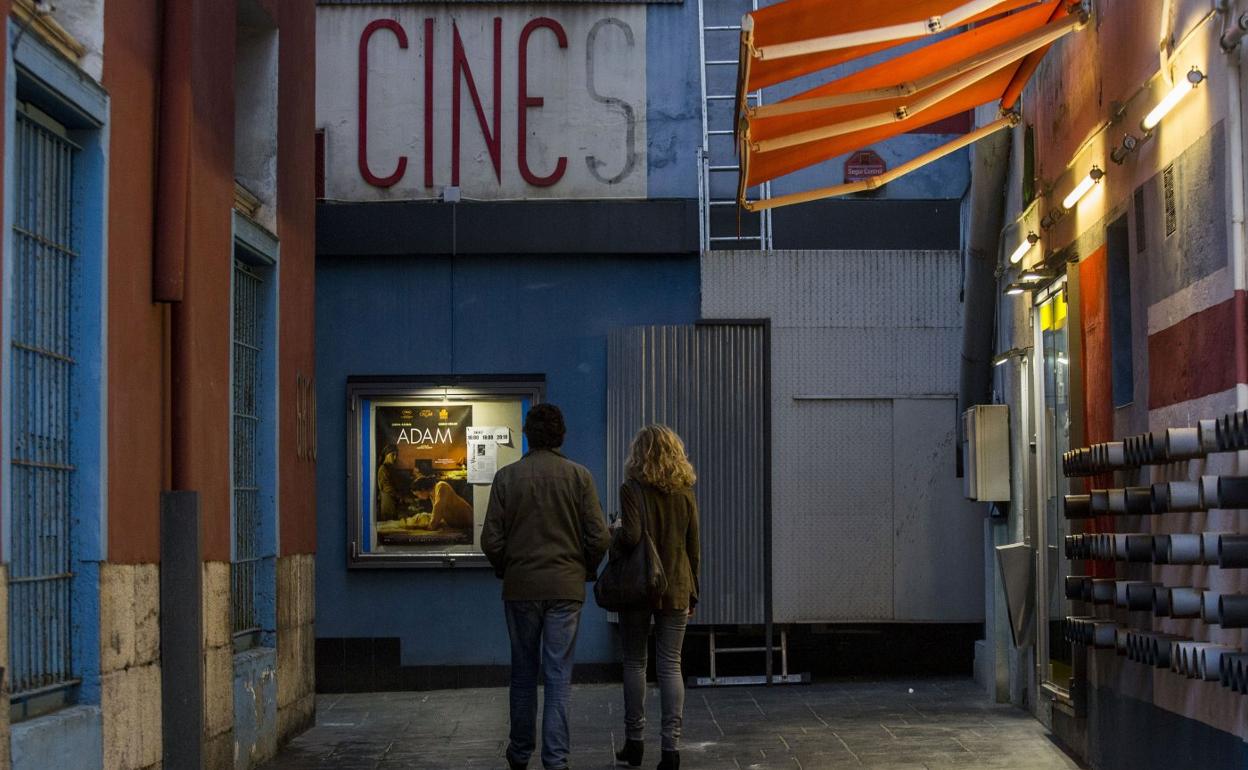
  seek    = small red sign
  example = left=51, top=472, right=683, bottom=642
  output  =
left=844, top=149, right=887, bottom=183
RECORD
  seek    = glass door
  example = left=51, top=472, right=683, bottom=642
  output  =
left=1034, top=279, right=1073, bottom=693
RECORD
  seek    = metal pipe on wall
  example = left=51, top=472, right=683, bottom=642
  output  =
left=958, top=125, right=1010, bottom=425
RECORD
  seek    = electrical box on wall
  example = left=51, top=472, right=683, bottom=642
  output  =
left=963, top=404, right=1010, bottom=502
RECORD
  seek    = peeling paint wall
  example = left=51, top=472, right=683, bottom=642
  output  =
left=233, top=649, right=278, bottom=769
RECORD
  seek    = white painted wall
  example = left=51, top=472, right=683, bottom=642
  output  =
left=317, top=4, right=648, bottom=201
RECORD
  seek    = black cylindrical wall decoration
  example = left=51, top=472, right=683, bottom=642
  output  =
left=1203, top=591, right=1223, bottom=624
left=1125, top=486, right=1153, bottom=515
left=1168, top=534, right=1202, bottom=565
left=1150, top=430, right=1170, bottom=463
left=1093, top=622, right=1119, bottom=649
left=1154, top=585, right=1174, bottom=617
left=1153, top=534, right=1172, bottom=565
left=1153, top=480, right=1201, bottom=513
left=1092, top=579, right=1117, bottom=605
left=1200, top=646, right=1240, bottom=682
left=1217, top=476, right=1248, bottom=508
left=1199, top=419, right=1219, bottom=453
left=1064, top=494, right=1092, bottom=519
left=1166, top=427, right=1202, bottom=460
left=1090, top=490, right=1110, bottom=514
left=1113, top=533, right=1130, bottom=561
left=1200, top=475, right=1220, bottom=509
left=1218, top=595, right=1248, bottom=628
left=1108, top=489, right=1127, bottom=514
left=1065, top=576, right=1085, bottom=600
left=1216, top=414, right=1233, bottom=451
left=1124, top=581, right=1160, bottom=611
left=1219, top=535, right=1248, bottom=568
left=1127, top=534, right=1154, bottom=563
left=1202, top=532, right=1225, bottom=565
left=1168, top=586, right=1204, bottom=619
left=1221, top=652, right=1248, bottom=692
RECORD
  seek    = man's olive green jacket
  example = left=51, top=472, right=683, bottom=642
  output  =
left=482, top=449, right=611, bottom=602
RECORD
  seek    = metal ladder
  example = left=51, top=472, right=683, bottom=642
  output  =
left=698, top=0, right=773, bottom=252
left=689, top=628, right=810, bottom=687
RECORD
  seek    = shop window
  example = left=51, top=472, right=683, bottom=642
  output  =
left=1107, top=215, right=1134, bottom=407
left=345, top=377, right=544, bottom=569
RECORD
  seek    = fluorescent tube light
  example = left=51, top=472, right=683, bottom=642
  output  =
left=1009, top=232, right=1039, bottom=264
left=1062, top=166, right=1105, bottom=210
left=1141, top=67, right=1205, bottom=132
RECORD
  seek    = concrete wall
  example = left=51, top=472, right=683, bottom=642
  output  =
left=314, top=252, right=700, bottom=669
left=276, top=555, right=316, bottom=743
left=978, top=0, right=1248, bottom=763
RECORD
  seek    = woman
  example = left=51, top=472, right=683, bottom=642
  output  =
left=614, top=425, right=700, bottom=770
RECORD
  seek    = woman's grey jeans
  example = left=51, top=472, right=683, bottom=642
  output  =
left=619, top=608, right=689, bottom=752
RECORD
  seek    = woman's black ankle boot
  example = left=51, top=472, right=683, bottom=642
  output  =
left=616, top=739, right=644, bottom=767
left=656, top=750, right=680, bottom=770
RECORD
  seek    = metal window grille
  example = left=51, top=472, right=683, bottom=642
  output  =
left=9, top=107, right=79, bottom=697
left=232, top=261, right=263, bottom=636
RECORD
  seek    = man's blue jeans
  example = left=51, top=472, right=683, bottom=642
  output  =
left=504, top=599, right=584, bottom=770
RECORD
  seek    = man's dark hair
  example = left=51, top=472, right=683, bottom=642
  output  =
left=523, top=403, right=566, bottom=450
left=411, top=477, right=436, bottom=493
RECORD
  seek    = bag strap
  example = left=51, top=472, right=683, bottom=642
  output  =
left=629, top=479, right=653, bottom=542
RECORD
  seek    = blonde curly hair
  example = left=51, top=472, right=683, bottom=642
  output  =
left=624, top=424, right=696, bottom=492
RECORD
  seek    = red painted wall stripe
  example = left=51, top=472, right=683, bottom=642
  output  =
left=1148, top=291, right=1248, bottom=410
left=1078, top=245, right=1114, bottom=575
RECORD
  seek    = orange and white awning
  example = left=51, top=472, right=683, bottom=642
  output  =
left=736, top=0, right=1085, bottom=209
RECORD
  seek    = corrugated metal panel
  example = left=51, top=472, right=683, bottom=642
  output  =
left=703, top=249, right=982, bottom=624
left=607, top=324, right=767, bottom=625
left=9, top=109, right=78, bottom=697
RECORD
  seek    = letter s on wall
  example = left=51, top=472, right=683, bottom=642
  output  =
left=359, top=19, right=409, bottom=187
left=585, top=18, right=637, bottom=186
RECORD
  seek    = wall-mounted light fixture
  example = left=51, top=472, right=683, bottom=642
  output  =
left=1142, top=67, right=1205, bottom=132
left=1061, top=165, right=1105, bottom=210
left=993, top=347, right=1027, bottom=366
left=1008, top=232, right=1039, bottom=264
left=1004, top=282, right=1027, bottom=296
left=1110, top=133, right=1141, bottom=164
left=1020, top=267, right=1054, bottom=283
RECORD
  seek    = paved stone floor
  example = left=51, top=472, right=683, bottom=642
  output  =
left=263, top=678, right=1085, bottom=769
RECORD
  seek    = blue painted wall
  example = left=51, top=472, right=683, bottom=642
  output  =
left=645, top=0, right=702, bottom=199
left=315, top=253, right=700, bottom=665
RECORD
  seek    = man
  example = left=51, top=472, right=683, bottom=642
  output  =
left=483, top=404, right=611, bottom=770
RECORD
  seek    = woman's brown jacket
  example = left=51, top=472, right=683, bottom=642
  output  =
left=615, top=480, right=700, bottom=610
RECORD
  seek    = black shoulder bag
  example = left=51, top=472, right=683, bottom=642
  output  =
left=594, top=480, right=668, bottom=611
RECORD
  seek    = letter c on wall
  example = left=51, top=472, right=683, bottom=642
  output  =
left=359, top=19, right=409, bottom=187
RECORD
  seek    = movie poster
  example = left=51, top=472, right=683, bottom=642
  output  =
left=372, top=404, right=474, bottom=546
